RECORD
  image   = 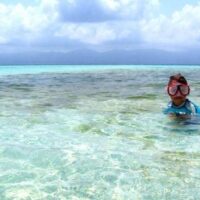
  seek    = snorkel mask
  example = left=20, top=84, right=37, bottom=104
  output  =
left=167, top=74, right=190, bottom=97
left=167, top=83, right=190, bottom=96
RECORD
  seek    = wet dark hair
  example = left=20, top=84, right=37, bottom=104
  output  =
left=168, top=73, right=188, bottom=85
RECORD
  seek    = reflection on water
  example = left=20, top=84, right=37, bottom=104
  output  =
left=0, top=66, right=200, bottom=199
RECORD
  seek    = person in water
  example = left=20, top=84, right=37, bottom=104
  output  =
left=164, top=73, right=200, bottom=116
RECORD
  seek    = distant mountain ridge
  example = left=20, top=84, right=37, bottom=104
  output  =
left=0, top=49, right=200, bottom=65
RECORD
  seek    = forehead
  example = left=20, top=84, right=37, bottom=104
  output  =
left=169, top=80, right=186, bottom=86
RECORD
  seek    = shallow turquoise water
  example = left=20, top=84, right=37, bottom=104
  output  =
left=0, top=65, right=200, bottom=199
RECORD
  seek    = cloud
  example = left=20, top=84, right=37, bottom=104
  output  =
left=0, top=3, right=53, bottom=45
left=57, top=0, right=160, bottom=22
left=55, top=21, right=142, bottom=49
left=140, top=3, right=200, bottom=50
left=0, top=0, right=200, bottom=56
left=0, top=0, right=149, bottom=49
left=58, top=0, right=116, bottom=23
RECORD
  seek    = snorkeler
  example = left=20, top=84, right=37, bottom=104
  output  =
left=164, top=73, right=200, bottom=116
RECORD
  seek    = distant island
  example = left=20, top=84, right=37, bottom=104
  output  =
left=0, top=48, right=200, bottom=65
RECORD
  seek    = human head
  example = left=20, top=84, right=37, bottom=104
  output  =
left=168, top=73, right=188, bottom=86
left=167, top=73, right=190, bottom=106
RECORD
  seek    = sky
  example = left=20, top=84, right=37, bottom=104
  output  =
left=0, top=0, right=200, bottom=64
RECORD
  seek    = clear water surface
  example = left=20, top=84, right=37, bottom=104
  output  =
left=0, top=65, right=200, bottom=200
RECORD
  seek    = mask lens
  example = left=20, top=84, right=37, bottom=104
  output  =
left=168, top=86, right=177, bottom=95
left=180, top=85, right=189, bottom=95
